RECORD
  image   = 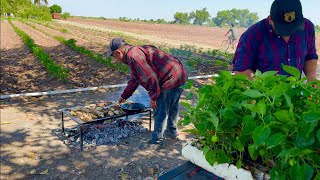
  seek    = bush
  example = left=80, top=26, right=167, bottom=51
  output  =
left=16, top=5, right=51, bottom=21
left=50, top=4, right=62, bottom=13
left=180, top=65, right=320, bottom=179
left=315, top=25, right=320, bottom=34
left=61, top=12, right=70, bottom=19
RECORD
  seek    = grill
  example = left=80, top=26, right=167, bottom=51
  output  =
left=61, top=103, right=152, bottom=151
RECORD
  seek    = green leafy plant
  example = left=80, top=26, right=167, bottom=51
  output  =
left=60, top=28, right=68, bottom=33
left=61, top=12, right=70, bottom=19
left=50, top=4, right=61, bottom=14
left=8, top=19, right=69, bottom=82
left=54, top=36, right=129, bottom=73
left=180, top=65, right=320, bottom=179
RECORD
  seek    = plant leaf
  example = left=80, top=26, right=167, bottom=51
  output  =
left=273, top=110, right=290, bottom=122
left=242, top=90, right=264, bottom=98
left=317, top=129, right=320, bottom=143
left=253, top=125, right=271, bottom=146
left=282, top=64, right=301, bottom=79
left=209, top=112, right=219, bottom=130
left=205, top=150, right=216, bottom=166
left=180, top=102, right=191, bottom=109
left=248, top=144, right=259, bottom=160
left=202, top=145, right=210, bottom=155
left=303, top=111, right=320, bottom=123
left=283, top=93, right=292, bottom=107
left=232, top=137, right=245, bottom=152
left=217, top=150, right=230, bottom=164
left=256, top=99, right=266, bottom=117
left=266, top=133, right=286, bottom=149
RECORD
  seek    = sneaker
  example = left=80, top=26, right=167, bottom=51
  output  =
left=139, top=139, right=164, bottom=150
left=164, top=131, right=179, bottom=140
left=150, top=138, right=164, bottom=145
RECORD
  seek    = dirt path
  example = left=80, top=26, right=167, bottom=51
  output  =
left=0, top=89, right=193, bottom=180
left=0, top=21, right=65, bottom=94
left=27, top=21, right=109, bottom=54
left=12, top=21, right=128, bottom=88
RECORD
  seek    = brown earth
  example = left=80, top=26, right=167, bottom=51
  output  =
left=1, top=20, right=128, bottom=95
left=0, top=89, right=197, bottom=180
left=66, top=17, right=320, bottom=53
left=1, top=19, right=228, bottom=95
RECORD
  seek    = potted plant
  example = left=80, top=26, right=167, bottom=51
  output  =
left=179, top=64, right=320, bottom=179
left=50, top=4, right=62, bottom=19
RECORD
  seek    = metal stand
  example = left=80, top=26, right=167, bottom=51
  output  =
left=61, top=108, right=152, bottom=151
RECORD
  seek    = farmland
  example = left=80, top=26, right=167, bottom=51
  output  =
left=1, top=18, right=236, bottom=95
left=1, top=18, right=320, bottom=179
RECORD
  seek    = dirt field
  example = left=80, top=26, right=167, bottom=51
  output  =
left=66, top=18, right=320, bottom=53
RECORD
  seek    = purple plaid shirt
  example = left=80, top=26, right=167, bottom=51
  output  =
left=233, top=18, right=318, bottom=75
left=121, top=45, right=187, bottom=101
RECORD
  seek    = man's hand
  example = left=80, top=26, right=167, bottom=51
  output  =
left=234, top=69, right=255, bottom=80
left=150, top=99, right=157, bottom=109
left=118, top=97, right=126, bottom=104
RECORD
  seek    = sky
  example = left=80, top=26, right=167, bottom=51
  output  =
left=49, top=0, right=320, bottom=25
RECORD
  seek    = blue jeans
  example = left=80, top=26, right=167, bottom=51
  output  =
left=151, top=87, right=183, bottom=143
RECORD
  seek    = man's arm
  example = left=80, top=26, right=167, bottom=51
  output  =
left=225, top=29, right=231, bottom=36
left=304, top=59, right=318, bottom=82
left=234, top=69, right=255, bottom=80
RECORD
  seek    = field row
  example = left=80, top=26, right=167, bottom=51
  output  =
left=1, top=19, right=232, bottom=95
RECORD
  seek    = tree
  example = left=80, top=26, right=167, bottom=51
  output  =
left=34, top=0, right=48, bottom=6
left=189, top=8, right=210, bottom=26
left=315, top=25, right=320, bottom=34
left=212, top=9, right=259, bottom=28
left=50, top=4, right=61, bottom=13
left=173, top=12, right=190, bottom=24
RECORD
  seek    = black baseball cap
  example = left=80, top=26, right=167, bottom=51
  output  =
left=270, top=0, right=305, bottom=36
left=106, top=37, right=126, bottom=57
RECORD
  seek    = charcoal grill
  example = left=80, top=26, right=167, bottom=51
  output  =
left=61, top=105, right=152, bottom=151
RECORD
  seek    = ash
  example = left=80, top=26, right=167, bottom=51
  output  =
left=65, top=119, right=148, bottom=146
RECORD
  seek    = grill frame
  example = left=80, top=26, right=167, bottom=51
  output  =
left=61, top=107, right=152, bottom=151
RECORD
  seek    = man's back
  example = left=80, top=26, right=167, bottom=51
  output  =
left=126, top=45, right=187, bottom=91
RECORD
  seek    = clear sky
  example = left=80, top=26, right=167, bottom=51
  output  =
left=49, top=0, right=320, bottom=25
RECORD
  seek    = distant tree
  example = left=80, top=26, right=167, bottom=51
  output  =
left=213, top=9, right=259, bottom=28
left=34, top=0, right=48, bottom=6
left=315, top=25, right=320, bottom=34
left=50, top=4, right=61, bottom=13
left=156, top=18, right=167, bottom=24
left=173, top=12, right=190, bottom=24
left=189, top=8, right=210, bottom=26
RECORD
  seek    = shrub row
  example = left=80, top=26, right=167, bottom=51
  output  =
left=54, top=36, right=129, bottom=73
left=8, top=19, right=69, bottom=82
left=22, top=21, right=128, bottom=74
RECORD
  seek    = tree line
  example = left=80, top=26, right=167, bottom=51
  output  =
left=0, top=0, right=70, bottom=20
left=174, top=8, right=259, bottom=28
left=115, top=8, right=259, bottom=28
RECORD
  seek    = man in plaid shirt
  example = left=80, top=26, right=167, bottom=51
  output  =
left=233, top=0, right=318, bottom=82
left=106, top=38, right=187, bottom=146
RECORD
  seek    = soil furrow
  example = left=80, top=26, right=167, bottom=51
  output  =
left=0, top=20, right=65, bottom=94
left=27, top=21, right=108, bottom=55
left=12, top=21, right=128, bottom=88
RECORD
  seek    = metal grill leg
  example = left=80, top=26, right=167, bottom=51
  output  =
left=61, top=112, right=65, bottom=133
left=79, top=126, right=83, bottom=151
left=149, top=110, right=152, bottom=131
